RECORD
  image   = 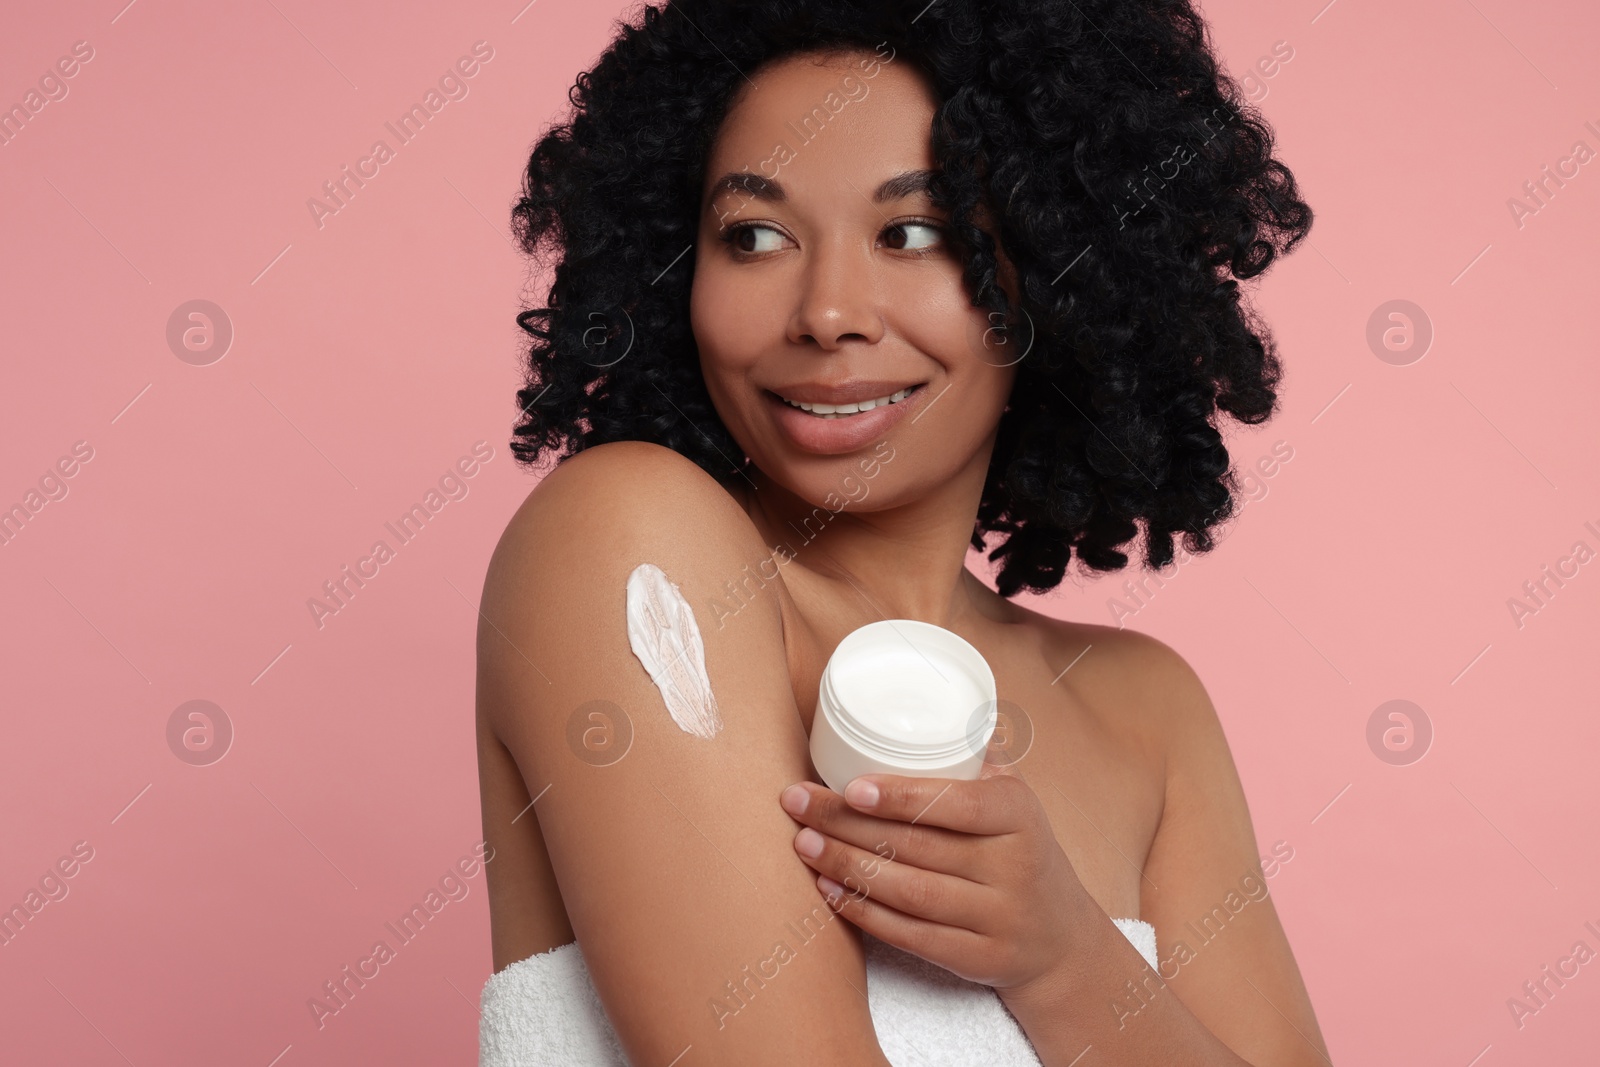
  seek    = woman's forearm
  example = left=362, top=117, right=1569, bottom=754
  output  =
left=1000, top=904, right=1257, bottom=1067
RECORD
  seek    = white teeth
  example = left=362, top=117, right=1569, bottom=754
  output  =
left=782, top=387, right=913, bottom=418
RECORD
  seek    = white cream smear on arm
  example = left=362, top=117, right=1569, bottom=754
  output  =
left=625, top=562, right=724, bottom=740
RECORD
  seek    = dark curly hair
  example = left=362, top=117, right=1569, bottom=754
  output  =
left=507, top=0, right=1313, bottom=598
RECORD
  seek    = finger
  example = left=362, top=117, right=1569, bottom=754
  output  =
left=784, top=782, right=984, bottom=880
left=841, top=772, right=1026, bottom=835
left=816, top=872, right=995, bottom=983
left=792, top=825, right=992, bottom=930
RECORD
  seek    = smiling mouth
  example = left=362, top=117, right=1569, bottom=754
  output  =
left=773, top=384, right=924, bottom=419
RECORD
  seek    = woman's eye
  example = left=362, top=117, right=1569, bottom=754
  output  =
left=884, top=221, right=944, bottom=251
left=730, top=224, right=787, bottom=253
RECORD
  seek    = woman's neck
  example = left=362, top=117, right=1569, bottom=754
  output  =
left=729, top=440, right=1000, bottom=631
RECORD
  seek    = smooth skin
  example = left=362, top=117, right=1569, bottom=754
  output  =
left=476, top=49, right=1331, bottom=1066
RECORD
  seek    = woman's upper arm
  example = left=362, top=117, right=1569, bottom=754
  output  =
left=476, top=442, right=890, bottom=1067
left=1135, top=634, right=1332, bottom=1066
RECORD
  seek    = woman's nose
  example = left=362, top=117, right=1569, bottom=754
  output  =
left=786, top=239, right=886, bottom=350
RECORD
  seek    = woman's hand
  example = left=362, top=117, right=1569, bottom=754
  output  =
left=777, top=763, right=1094, bottom=1006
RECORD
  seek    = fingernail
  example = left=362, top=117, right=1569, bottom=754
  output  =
left=795, top=827, right=825, bottom=858
left=818, top=874, right=845, bottom=902
left=845, top=777, right=879, bottom=808
left=780, top=784, right=809, bottom=816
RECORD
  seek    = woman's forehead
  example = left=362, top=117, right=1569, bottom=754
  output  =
left=703, top=50, right=939, bottom=202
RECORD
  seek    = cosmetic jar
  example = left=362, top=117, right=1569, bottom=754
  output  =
left=809, top=619, right=999, bottom=794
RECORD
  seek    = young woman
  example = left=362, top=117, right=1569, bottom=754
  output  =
left=474, top=2, right=1326, bottom=1064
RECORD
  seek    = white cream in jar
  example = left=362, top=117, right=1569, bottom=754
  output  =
left=809, top=619, right=998, bottom=793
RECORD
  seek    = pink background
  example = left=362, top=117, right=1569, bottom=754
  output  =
left=2, top=0, right=1596, bottom=1062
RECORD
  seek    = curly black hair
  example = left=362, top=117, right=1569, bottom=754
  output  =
left=507, top=0, right=1313, bottom=598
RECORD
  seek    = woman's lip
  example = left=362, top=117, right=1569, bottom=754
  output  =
left=765, top=383, right=927, bottom=455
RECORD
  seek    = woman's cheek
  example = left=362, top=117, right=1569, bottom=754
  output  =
left=692, top=267, right=779, bottom=372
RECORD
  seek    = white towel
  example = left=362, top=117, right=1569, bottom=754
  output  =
left=480, top=918, right=1158, bottom=1066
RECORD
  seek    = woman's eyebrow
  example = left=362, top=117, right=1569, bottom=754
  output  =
left=703, top=168, right=940, bottom=209
left=871, top=168, right=938, bottom=202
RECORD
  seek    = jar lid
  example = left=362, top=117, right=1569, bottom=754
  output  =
left=820, top=619, right=997, bottom=760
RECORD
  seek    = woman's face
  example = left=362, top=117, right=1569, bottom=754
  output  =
left=691, top=48, right=1018, bottom=509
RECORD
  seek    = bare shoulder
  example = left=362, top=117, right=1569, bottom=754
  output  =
left=1006, top=601, right=1213, bottom=757
left=1044, top=613, right=1206, bottom=698
left=491, top=441, right=768, bottom=573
